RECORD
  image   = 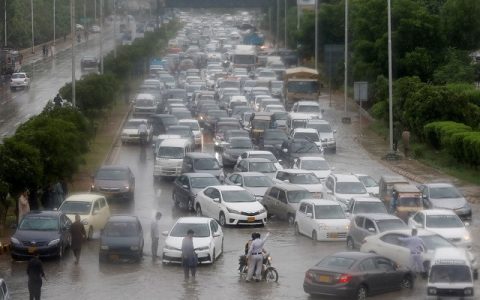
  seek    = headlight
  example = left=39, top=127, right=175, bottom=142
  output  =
left=464, top=234, right=471, bottom=241
left=91, top=184, right=96, bottom=190
left=100, top=245, right=109, bottom=250
left=255, top=195, right=263, bottom=201
left=195, top=246, right=209, bottom=251
left=317, top=223, right=328, bottom=230
left=81, top=219, right=89, bottom=225
left=48, top=239, right=60, bottom=246
left=268, top=256, right=272, bottom=262
left=427, top=287, right=437, bottom=295
left=130, top=246, right=139, bottom=251
left=259, top=208, right=266, bottom=213
left=227, top=207, right=241, bottom=214
left=464, top=288, right=473, bottom=296
left=124, top=185, right=130, bottom=190
left=10, top=237, right=20, bottom=244
left=165, top=245, right=180, bottom=251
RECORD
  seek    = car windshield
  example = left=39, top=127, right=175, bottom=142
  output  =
left=158, top=147, right=184, bottom=159
left=315, top=205, right=345, bottom=219
left=249, top=162, right=276, bottom=173
left=180, top=122, right=200, bottom=130
left=426, top=215, right=464, bottom=228
left=297, top=105, right=320, bottom=113
left=208, top=111, right=228, bottom=118
left=264, top=130, right=287, bottom=140
left=161, top=117, right=178, bottom=126
left=429, top=186, right=463, bottom=199
left=190, top=177, right=220, bottom=188
left=244, top=176, right=274, bottom=187
left=302, top=160, right=329, bottom=170
left=420, top=235, right=454, bottom=250
left=273, top=112, right=288, bottom=120
left=104, top=221, right=138, bottom=237
left=291, top=141, right=319, bottom=153
left=430, top=265, right=472, bottom=283
left=316, top=256, right=355, bottom=271
left=335, top=182, right=367, bottom=194
left=249, top=153, right=277, bottom=163
left=124, top=121, right=144, bottom=129
left=12, top=73, right=26, bottom=79
left=229, top=139, right=252, bottom=149
left=96, top=169, right=129, bottom=180
left=353, top=202, right=387, bottom=214
left=375, top=219, right=406, bottom=232
left=217, top=124, right=240, bottom=132
left=170, top=223, right=210, bottom=238
left=194, top=158, right=220, bottom=170
left=289, top=173, right=320, bottom=184
left=308, top=123, right=331, bottom=133
left=19, top=216, right=58, bottom=231
left=167, top=128, right=190, bottom=137
left=136, top=99, right=154, bottom=106
left=358, top=176, right=378, bottom=188
left=221, top=190, right=255, bottom=202
left=294, top=132, right=319, bottom=142
left=397, top=197, right=422, bottom=207
left=59, top=201, right=92, bottom=214
left=287, top=190, right=311, bottom=203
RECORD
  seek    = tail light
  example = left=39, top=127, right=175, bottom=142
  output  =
left=338, top=274, right=352, bottom=284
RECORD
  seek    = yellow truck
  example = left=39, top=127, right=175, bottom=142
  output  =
left=283, top=67, right=321, bottom=110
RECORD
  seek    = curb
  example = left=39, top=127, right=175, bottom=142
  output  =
left=102, top=102, right=132, bottom=165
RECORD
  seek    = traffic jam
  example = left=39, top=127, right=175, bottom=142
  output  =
left=3, top=10, right=479, bottom=300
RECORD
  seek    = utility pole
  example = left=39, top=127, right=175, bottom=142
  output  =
left=100, top=0, right=103, bottom=73
left=284, top=0, right=287, bottom=48
left=4, top=0, right=7, bottom=47
left=156, top=0, right=160, bottom=31
left=71, top=0, right=76, bottom=107
left=276, top=0, right=279, bottom=49
left=387, top=0, right=393, bottom=152
left=53, top=0, right=56, bottom=45
left=94, top=0, right=97, bottom=23
left=113, top=0, right=116, bottom=58
left=315, top=0, right=319, bottom=70
left=344, top=0, right=348, bottom=116
left=31, top=0, right=34, bottom=53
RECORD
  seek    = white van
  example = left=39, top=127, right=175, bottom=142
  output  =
left=133, top=93, right=157, bottom=116
left=153, top=138, right=192, bottom=178
left=427, top=248, right=476, bottom=299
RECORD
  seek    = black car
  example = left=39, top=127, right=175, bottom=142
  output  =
left=260, top=129, right=289, bottom=153
left=279, top=139, right=322, bottom=167
left=91, top=165, right=135, bottom=201
left=172, top=173, right=221, bottom=211
left=150, top=114, right=178, bottom=135
left=221, top=137, right=254, bottom=167
left=303, top=252, right=413, bottom=299
left=10, top=211, right=72, bottom=260
left=99, top=215, right=144, bottom=262
left=204, top=110, right=228, bottom=132
left=80, top=56, right=99, bottom=70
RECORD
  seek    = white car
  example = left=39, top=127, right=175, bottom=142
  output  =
left=294, top=199, right=350, bottom=241
left=292, top=156, right=331, bottom=181
left=408, top=209, right=472, bottom=249
left=354, top=174, right=379, bottom=197
left=360, top=229, right=478, bottom=274
left=291, top=100, right=323, bottom=118
left=121, top=118, right=152, bottom=143
left=194, top=185, right=267, bottom=226
left=58, top=193, right=111, bottom=239
left=323, top=174, right=370, bottom=206
left=162, top=217, right=223, bottom=264
left=224, top=172, right=274, bottom=201
left=236, top=150, right=282, bottom=170
left=274, top=169, right=324, bottom=198
left=178, top=119, right=202, bottom=147
left=289, top=128, right=323, bottom=149
left=346, top=196, right=388, bottom=219
left=233, top=158, right=278, bottom=178
left=10, top=72, right=30, bottom=91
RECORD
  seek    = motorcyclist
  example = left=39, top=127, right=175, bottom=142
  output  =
left=53, top=93, right=62, bottom=107
left=138, top=121, right=148, bottom=144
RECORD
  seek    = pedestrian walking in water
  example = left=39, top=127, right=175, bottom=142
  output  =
left=18, top=190, right=30, bottom=224
left=246, top=232, right=270, bottom=282
left=150, top=211, right=162, bottom=259
left=398, top=228, right=426, bottom=277
left=181, top=229, right=198, bottom=279
left=27, top=253, right=45, bottom=300
left=70, top=214, right=86, bottom=264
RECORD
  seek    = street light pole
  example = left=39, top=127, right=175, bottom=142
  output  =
left=276, top=0, right=280, bottom=49
left=113, top=0, right=116, bottom=58
left=344, top=0, right=348, bottom=115
left=71, top=0, right=76, bottom=107
left=4, top=0, right=7, bottom=47
left=94, top=0, right=97, bottom=24
left=53, top=0, right=56, bottom=45
left=31, top=0, right=34, bottom=53
left=315, top=0, right=318, bottom=70
left=387, top=0, right=393, bottom=151
left=284, top=0, right=287, bottom=48
left=100, top=0, right=103, bottom=73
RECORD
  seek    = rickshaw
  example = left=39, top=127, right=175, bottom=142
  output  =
left=378, top=175, right=409, bottom=207
left=249, top=112, right=274, bottom=144
left=390, top=184, right=423, bottom=222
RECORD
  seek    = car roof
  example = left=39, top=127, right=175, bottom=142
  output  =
left=243, top=150, right=274, bottom=155
left=280, top=169, right=316, bottom=174
left=271, top=183, right=309, bottom=191
left=331, top=174, right=361, bottom=182
left=64, top=193, right=106, bottom=202
left=97, top=165, right=130, bottom=171
left=351, top=197, right=382, bottom=203
left=167, top=125, right=190, bottom=129
left=297, top=101, right=319, bottom=105
left=127, top=118, right=149, bottom=123
left=208, top=185, right=245, bottom=191
left=24, top=210, right=62, bottom=217
left=159, top=138, right=190, bottom=147
left=183, top=173, right=218, bottom=178
left=299, top=156, right=326, bottom=161
left=185, top=152, right=215, bottom=159
left=307, top=119, right=329, bottom=124
left=241, top=158, right=273, bottom=163
left=107, top=215, right=139, bottom=222
left=355, top=213, right=402, bottom=220
left=229, top=136, right=251, bottom=141
left=300, top=199, right=340, bottom=206
left=176, top=217, right=213, bottom=224
left=293, top=128, right=318, bottom=133
left=136, top=93, right=155, bottom=99
left=420, top=209, right=457, bottom=216
left=432, top=248, right=469, bottom=263
left=231, top=172, right=268, bottom=177
left=178, top=119, right=199, bottom=124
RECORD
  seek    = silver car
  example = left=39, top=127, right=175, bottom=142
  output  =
left=224, top=172, right=274, bottom=201
left=261, top=183, right=311, bottom=224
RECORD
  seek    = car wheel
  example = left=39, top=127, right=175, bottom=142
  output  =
left=311, top=230, right=317, bottom=241
left=294, top=223, right=300, bottom=235
left=287, top=214, right=295, bottom=225
left=346, top=237, right=355, bottom=250
left=188, top=199, right=194, bottom=212
left=172, top=193, right=179, bottom=207
left=195, top=204, right=202, bottom=216
left=87, top=226, right=94, bottom=240
left=57, top=245, right=64, bottom=259
left=212, top=249, right=216, bottom=263
left=219, top=212, right=226, bottom=227
left=400, top=275, right=414, bottom=289
left=355, top=285, right=367, bottom=300
left=264, top=206, right=271, bottom=218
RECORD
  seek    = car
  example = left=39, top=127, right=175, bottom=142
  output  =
left=121, top=118, right=153, bottom=144
left=150, top=114, right=178, bottom=135
left=194, top=185, right=267, bottom=226
left=162, top=217, right=223, bottom=264
left=279, top=139, right=323, bottom=168
left=323, top=174, right=370, bottom=207
left=10, top=211, right=72, bottom=260
left=173, top=173, right=221, bottom=211
left=215, top=129, right=249, bottom=151
left=346, top=213, right=407, bottom=250
left=154, top=138, right=192, bottom=178
left=80, top=56, right=99, bottom=70
left=166, top=125, right=195, bottom=147
left=236, top=150, right=282, bottom=170
left=221, top=137, right=254, bottom=167
left=178, top=119, right=202, bottom=147
left=91, top=165, right=135, bottom=201
left=259, top=129, right=289, bottom=153
left=345, top=197, right=388, bottom=219
left=99, top=215, right=144, bottom=263
left=289, top=128, right=323, bottom=149
left=274, top=169, right=324, bottom=198
left=408, top=209, right=471, bottom=249
left=418, top=183, right=472, bottom=220
left=133, top=93, right=157, bottom=116
left=233, top=158, right=278, bottom=178
left=295, top=199, right=350, bottom=241
left=303, top=252, right=414, bottom=299
left=306, top=119, right=336, bottom=152
left=181, top=152, right=223, bottom=179
left=0, top=279, right=10, bottom=300
left=153, top=134, right=181, bottom=157
left=291, top=100, right=323, bottom=118
left=213, top=121, right=243, bottom=149
left=360, top=229, right=478, bottom=276
left=9, top=72, right=30, bottom=90
left=224, top=172, right=274, bottom=201
left=292, top=156, right=331, bottom=181
left=58, top=193, right=111, bottom=240
left=354, top=174, right=379, bottom=197
left=90, top=25, right=101, bottom=33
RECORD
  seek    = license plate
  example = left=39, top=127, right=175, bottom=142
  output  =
left=110, top=254, right=119, bottom=260
left=318, top=275, right=331, bottom=283
left=329, top=232, right=338, bottom=238
left=27, top=247, right=37, bottom=254
left=247, top=216, right=256, bottom=222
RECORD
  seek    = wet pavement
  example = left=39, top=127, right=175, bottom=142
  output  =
left=2, top=93, right=480, bottom=300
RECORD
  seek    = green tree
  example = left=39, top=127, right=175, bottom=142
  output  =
left=441, top=0, right=480, bottom=51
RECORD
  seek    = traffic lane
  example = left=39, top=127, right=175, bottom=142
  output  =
left=0, top=29, right=114, bottom=138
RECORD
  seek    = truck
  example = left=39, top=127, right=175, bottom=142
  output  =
left=283, top=67, right=321, bottom=110
left=231, top=45, right=257, bottom=71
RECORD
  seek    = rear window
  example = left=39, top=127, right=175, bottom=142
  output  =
left=316, top=256, right=355, bottom=271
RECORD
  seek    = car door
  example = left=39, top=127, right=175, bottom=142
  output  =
left=209, top=188, right=222, bottom=219
left=362, top=217, right=378, bottom=241
left=324, top=176, right=335, bottom=200
left=351, top=216, right=365, bottom=246
left=347, top=200, right=356, bottom=217
left=357, top=258, right=383, bottom=294
left=265, top=187, right=279, bottom=216
left=277, top=189, right=289, bottom=220
left=418, top=185, right=431, bottom=208
left=296, top=202, right=307, bottom=235
left=91, top=200, right=101, bottom=230
left=378, top=233, right=411, bottom=267
left=178, top=175, right=191, bottom=204
left=210, top=220, right=222, bottom=255
left=304, top=204, right=314, bottom=236
left=99, top=197, right=110, bottom=228
left=374, top=257, right=402, bottom=292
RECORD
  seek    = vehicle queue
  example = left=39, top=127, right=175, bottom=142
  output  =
left=6, top=10, right=477, bottom=300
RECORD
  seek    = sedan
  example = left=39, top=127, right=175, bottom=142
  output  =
left=234, top=158, right=278, bottom=178
left=419, top=183, right=472, bottom=220
left=172, top=173, right=221, bottom=211
left=121, top=118, right=153, bottom=144
left=293, top=157, right=331, bottom=181
left=274, top=169, right=324, bottom=198
left=224, top=172, right=274, bottom=201
left=221, top=137, right=254, bottom=167
left=9, top=72, right=30, bottom=91
left=304, top=252, right=414, bottom=299
left=99, top=215, right=144, bottom=263
left=10, top=211, right=72, bottom=260
left=91, top=165, right=135, bottom=201
left=162, top=217, right=223, bottom=264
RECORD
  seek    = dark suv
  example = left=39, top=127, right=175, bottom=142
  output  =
left=91, top=165, right=135, bottom=201
left=279, top=139, right=323, bottom=167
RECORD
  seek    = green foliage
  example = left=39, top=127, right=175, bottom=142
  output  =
left=433, top=49, right=476, bottom=84
left=440, top=0, right=480, bottom=51
left=370, top=100, right=388, bottom=121
left=423, top=121, right=472, bottom=149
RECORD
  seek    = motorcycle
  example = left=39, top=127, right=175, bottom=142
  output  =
left=238, top=252, right=279, bottom=282
left=139, top=131, right=148, bottom=145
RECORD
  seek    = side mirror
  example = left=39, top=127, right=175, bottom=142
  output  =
left=162, top=231, right=169, bottom=237
left=93, top=209, right=99, bottom=215
left=465, top=222, right=471, bottom=227
left=282, top=148, right=288, bottom=153
left=327, top=190, right=334, bottom=195
left=367, top=227, right=376, bottom=233
left=182, top=184, right=189, bottom=189
left=213, top=232, right=221, bottom=237
left=306, top=213, right=313, bottom=218
left=213, top=197, right=220, bottom=203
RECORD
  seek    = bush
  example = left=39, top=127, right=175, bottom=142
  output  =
left=370, top=100, right=388, bottom=121
left=424, top=121, right=472, bottom=149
